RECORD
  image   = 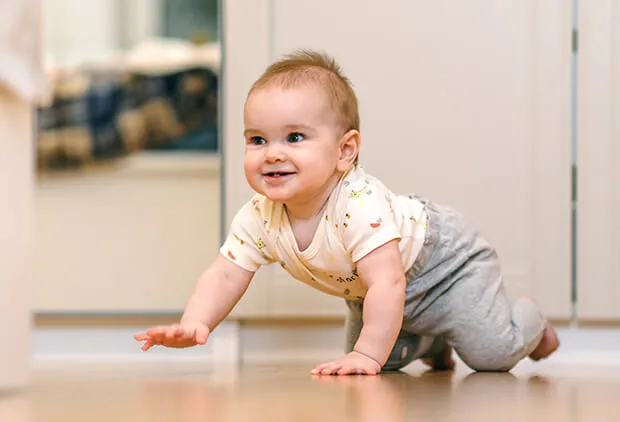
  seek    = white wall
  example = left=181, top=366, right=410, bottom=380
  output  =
left=121, top=0, right=163, bottom=49
left=43, top=0, right=120, bottom=65
left=43, top=0, right=163, bottom=66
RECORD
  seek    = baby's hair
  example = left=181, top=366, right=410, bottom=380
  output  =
left=248, top=49, right=360, bottom=164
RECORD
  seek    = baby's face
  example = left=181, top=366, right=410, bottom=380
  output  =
left=243, top=83, right=345, bottom=209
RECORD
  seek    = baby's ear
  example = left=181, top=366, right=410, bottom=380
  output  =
left=337, top=130, right=361, bottom=171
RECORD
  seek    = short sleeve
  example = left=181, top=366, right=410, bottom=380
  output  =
left=338, top=182, right=402, bottom=263
left=220, top=197, right=276, bottom=272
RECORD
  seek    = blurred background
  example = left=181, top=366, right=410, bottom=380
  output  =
left=35, top=0, right=221, bottom=316
left=19, top=0, right=619, bottom=369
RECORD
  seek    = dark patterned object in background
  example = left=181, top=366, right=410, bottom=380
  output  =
left=123, top=67, right=218, bottom=151
left=36, top=73, right=94, bottom=170
left=36, top=66, right=219, bottom=172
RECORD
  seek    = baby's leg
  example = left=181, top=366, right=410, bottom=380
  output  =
left=406, top=248, right=556, bottom=372
left=344, top=300, right=437, bottom=371
left=420, top=341, right=456, bottom=371
left=453, top=294, right=548, bottom=371
left=383, top=331, right=438, bottom=371
left=344, top=300, right=365, bottom=354
left=524, top=299, right=561, bottom=361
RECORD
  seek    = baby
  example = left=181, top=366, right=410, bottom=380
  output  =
left=134, top=49, right=560, bottom=375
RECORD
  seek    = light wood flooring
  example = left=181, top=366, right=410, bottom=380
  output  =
left=2, top=361, right=620, bottom=422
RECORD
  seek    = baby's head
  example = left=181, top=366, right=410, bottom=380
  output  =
left=247, top=49, right=360, bottom=139
left=243, top=50, right=362, bottom=210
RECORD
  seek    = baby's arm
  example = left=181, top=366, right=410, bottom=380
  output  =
left=134, top=253, right=254, bottom=351
left=312, top=239, right=405, bottom=375
left=181, top=253, right=254, bottom=330
left=135, top=195, right=270, bottom=351
left=352, top=239, right=406, bottom=365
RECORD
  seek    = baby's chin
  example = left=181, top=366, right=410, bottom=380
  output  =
left=250, top=183, right=296, bottom=203
left=261, top=190, right=297, bottom=203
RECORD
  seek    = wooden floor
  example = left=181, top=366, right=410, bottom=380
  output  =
left=2, top=361, right=620, bottom=422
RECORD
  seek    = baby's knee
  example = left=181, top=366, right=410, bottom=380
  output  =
left=383, top=331, right=434, bottom=371
left=459, top=341, right=521, bottom=372
left=463, top=355, right=518, bottom=372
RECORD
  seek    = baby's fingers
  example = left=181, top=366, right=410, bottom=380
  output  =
left=134, top=331, right=162, bottom=348
left=145, top=325, right=169, bottom=338
left=165, top=325, right=185, bottom=339
left=194, top=325, right=209, bottom=344
left=133, top=332, right=149, bottom=341
left=141, top=340, right=156, bottom=351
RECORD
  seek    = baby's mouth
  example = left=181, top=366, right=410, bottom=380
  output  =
left=264, top=171, right=295, bottom=177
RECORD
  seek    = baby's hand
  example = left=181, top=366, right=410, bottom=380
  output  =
left=133, top=321, right=210, bottom=351
left=311, top=351, right=382, bottom=376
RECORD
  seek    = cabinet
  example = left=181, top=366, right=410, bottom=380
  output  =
left=576, top=0, right=620, bottom=321
left=34, top=153, right=221, bottom=313
left=224, top=0, right=573, bottom=320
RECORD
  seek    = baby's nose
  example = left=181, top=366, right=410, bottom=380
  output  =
left=264, top=143, right=285, bottom=161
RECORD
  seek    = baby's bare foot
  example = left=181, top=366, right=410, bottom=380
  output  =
left=529, top=321, right=560, bottom=361
left=422, top=344, right=456, bottom=371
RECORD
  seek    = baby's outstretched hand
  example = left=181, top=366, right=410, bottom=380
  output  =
left=311, top=351, right=382, bottom=376
left=133, top=321, right=210, bottom=351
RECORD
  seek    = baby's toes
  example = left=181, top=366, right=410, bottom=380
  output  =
left=322, top=363, right=343, bottom=375
left=311, top=362, right=331, bottom=375
left=336, top=365, right=361, bottom=376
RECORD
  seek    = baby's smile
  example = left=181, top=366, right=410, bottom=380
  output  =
left=263, top=171, right=296, bottom=184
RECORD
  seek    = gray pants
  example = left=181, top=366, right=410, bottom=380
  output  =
left=345, top=199, right=546, bottom=372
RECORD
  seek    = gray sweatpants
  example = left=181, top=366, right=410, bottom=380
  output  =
left=345, top=198, right=546, bottom=372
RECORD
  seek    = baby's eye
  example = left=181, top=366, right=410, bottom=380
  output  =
left=249, top=136, right=266, bottom=145
left=287, top=132, right=304, bottom=143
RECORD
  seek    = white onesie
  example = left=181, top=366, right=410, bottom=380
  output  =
left=220, top=165, right=428, bottom=300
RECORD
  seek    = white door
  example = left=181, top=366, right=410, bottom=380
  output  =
left=224, top=0, right=573, bottom=319
left=576, top=0, right=620, bottom=321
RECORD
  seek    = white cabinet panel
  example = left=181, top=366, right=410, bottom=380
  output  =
left=223, top=0, right=573, bottom=319
left=34, top=153, right=220, bottom=312
left=576, top=0, right=620, bottom=321
left=222, top=0, right=274, bottom=318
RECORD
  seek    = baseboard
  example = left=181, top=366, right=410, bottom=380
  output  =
left=31, top=320, right=240, bottom=372
left=238, top=324, right=620, bottom=369
left=238, top=320, right=345, bottom=365
left=30, top=319, right=620, bottom=371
